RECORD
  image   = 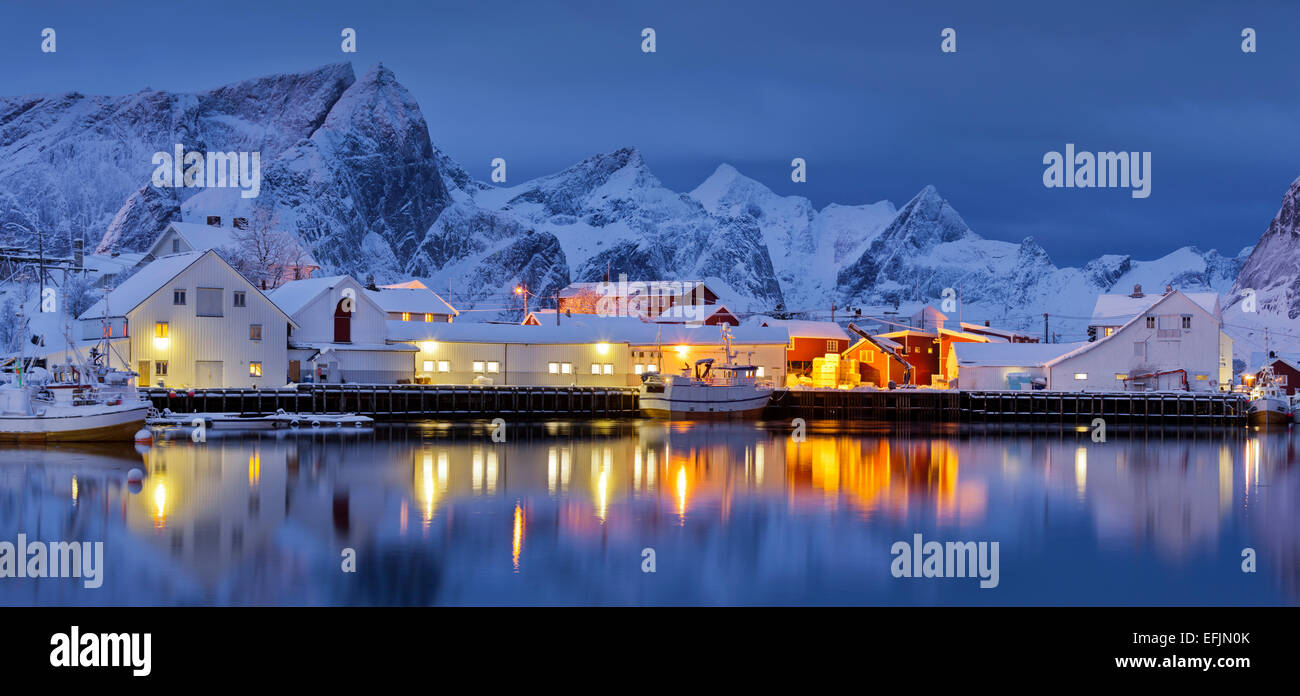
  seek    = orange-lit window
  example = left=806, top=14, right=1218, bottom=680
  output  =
left=154, top=322, right=169, bottom=338
left=249, top=362, right=262, bottom=377
left=424, top=313, right=432, bottom=322
left=402, top=312, right=410, bottom=321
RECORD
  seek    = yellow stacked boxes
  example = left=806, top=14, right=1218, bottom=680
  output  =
left=811, top=353, right=839, bottom=388
left=840, top=357, right=860, bottom=388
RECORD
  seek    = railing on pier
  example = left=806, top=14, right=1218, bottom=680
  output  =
left=142, top=384, right=641, bottom=420
left=763, top=388, right=1248, bottom=426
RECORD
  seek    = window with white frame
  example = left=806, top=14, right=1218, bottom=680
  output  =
left=487, top=361, right=500, bottom=373
left=561, top=362, right=572, bottom=374
left=756, top=366, right=765, bottom=377
left=422, top=360, right=434, bottom=372
left=603, top=363, right=613, bottom=375
left=473, top=361, right=485, bottom=373
left=635, top=364, right=645, bottom=375
left=548, top=362, right=559, bottom=374
left=826, top=340, right=837, bottom=352
left=646, top=364, right=658, bottom=373
left=591, top=363, right=601, bottom=375
left=437, top=360, right=451, bottom=372
left=1074, top=373, right=1088, bottom=380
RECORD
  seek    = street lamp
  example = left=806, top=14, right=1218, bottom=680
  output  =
left=514, top=284, right=527, bottom=320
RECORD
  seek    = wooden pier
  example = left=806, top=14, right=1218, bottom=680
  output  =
left=763, top=388, right=1247, bottom=426
left=143, top=384, right=640, bottom=421
left=142, top=384, right=1249, bottom=426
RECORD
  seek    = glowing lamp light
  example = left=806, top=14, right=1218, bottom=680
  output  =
left=596, top=342, right=610, bottom=355
left=675, top=345, right=688, bottom=357
left=420, top=341, right=437, bottom=353
left=514, top=286, right=524, bottom=295
left=153, top=336, right=170, bottom=350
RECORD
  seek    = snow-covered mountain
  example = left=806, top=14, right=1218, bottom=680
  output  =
left=0, top=62, right=1262, bottom=329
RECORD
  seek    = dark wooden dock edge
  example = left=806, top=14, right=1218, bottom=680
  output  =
left=142, top=385, right=1250, bottom=426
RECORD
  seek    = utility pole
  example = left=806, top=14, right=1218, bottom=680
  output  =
left=831, top=302, right=836, bottom=323
left=1043, top=313, right=1049, bottom=343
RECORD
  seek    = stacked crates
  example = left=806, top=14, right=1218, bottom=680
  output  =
left=811, top=353, right=839, bottom=388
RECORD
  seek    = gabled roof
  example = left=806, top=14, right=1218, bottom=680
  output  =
left=364, top=287, right=458, bottom=316
left=78, top=249, right=297, bottom=326
left=79, top=252, right=206, bottom=318
left=1090, top=290, right=1220, bottom=325
left=938, top=328, right=992, bottom=342
left=267, top=275, right=356, bottom=316
left=751, top=318, right=849, bottom=340
left=649, top=303, right=738, bottom=324
left=381, top=280, right=427, bottom=290
left=1049, top=289, right=1217, bottom=367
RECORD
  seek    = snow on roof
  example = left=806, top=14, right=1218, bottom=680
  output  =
left=79, top=251, right=207, bottom=319
left=558, top=279, right=714, bottom=298
left=878, top=329, right=938, bottom=339
left=938, top=328, right=992, bottom=342
left=648, top=303, right=737, bottom=324
left=1090, top=290, right=1219, bottom=325
left=953, top=341, right=1087, bottom=367
left=958, top=322, right=1036, bottom=340
left=381, top=280, right=427, bottom=289
left=847, top=335, right=902, bottom=351
left=1053, top=290, right=1215, bottom=367
left=386, top=318, right=789, bottom=346
left=751, top=318, right=849, bottom=340
left=364, top=287, right=458, bottom=316
left=167, top=221, right=322, bottom=267
left=268, top=275, right=354, bottom=316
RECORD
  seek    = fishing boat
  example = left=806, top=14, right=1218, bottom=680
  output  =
left=0, top=302, right=151, bottom=442
left=638, top=326, right=774, bottom=420
left=148, top=408, right=372, bottom=429
left=0, top=367, right=150, bottom=442
left=1247, top=364, right=1292, bottom=426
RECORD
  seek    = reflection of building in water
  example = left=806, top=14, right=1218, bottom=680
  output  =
left=1075, top=437, right=1242, bottom=560
left=1245, top=432, right=1300, bottom=600
left=783, top=437, right=986, bottom=522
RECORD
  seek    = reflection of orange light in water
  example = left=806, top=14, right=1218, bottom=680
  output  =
left=248, top=452, right=261, bottom=487
left=512, top=502, right=524, bottom=571
left=676, top=466, right=687, bottom=522
left=71, top=476, right=78, bottom=505
left=416, top=451, right=448, bottom=528
left=785, top=438, right=980, bottom=521
left=1074, top=447, right=1087, bottom=499
left=152, top=480, right=167, bottom=529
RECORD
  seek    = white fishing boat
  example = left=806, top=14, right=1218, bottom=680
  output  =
left=0, top=300, right=151, bottom=442
left=638, top=326, right=773, bottom=420
left=1247, top=365, right=1292, bottom=427
left=0, top=367, right=150, bottom=442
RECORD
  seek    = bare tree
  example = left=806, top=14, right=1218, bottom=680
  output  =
left=224, top=208, right=309, bottom=290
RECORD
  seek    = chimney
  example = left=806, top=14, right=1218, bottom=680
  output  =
left=1130, top=284, right=1144, bottom=298
left=984, top=320, right=990, bottom=326
left=206, top=215, right=222, bottom=227
left=232, top=217, right=249, bottom=230
left=365, top=274, right=377, bottom=291
left=1164, top=284, right=1173, bottom=295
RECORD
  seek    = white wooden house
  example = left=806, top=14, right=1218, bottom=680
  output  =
left=77, top=250, right=294, bottom=388
left=269, top=275, right=416, bottom=384
left=953, top=289, right=1231, bottom=391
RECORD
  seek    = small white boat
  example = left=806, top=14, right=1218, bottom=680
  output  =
left=148, top=408, right=372, bottom=429
left=638, top=326, right=773, bottom=420
left=1248, top=365, right=1292, bottom=426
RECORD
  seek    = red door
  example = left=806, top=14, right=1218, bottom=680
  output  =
left=334, top=298, right=352, bottom=343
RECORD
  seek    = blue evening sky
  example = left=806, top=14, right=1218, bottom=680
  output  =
left=1, top=0, right=1298, bottom=265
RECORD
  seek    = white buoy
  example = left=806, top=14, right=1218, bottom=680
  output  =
left=133, top=428, right=154, bottom=444
left=127, top=468, right=145, bottom=484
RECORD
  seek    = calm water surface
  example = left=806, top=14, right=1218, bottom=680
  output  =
left=1, top=421, right=1295, bottom=605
